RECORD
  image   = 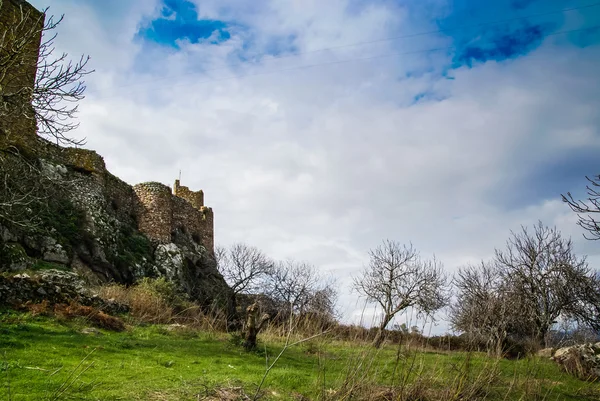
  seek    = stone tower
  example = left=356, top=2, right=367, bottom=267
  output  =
left=133, top=180, right=214, bottom=253
left=0, top=0, right=44, bottom=144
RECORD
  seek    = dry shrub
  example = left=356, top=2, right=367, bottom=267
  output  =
left=99, top=281, right=173, bottom=324
left=54, top=303, right=125, bottom=331
left=202, top=385, right=251, bottom=401
left=22, top=301, right=125, bottom=331
left=97, top=278, right=227, bottom=330
left=24, top=299, right=51, bottom=316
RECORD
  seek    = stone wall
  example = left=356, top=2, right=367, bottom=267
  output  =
left=61, top=147, right=107, bottom=175
left=133, top=182, right=173, bottom=245
left=0, top=0, right=42, bottom=90
left=172, top=196, right=203, bottom=241
left=199, top=206, right=214, bottom=251
left=104, top=172, right=137, bottom=225
left=0, top=0, right=44, bottom=145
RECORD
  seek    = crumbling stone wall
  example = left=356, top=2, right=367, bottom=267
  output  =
left=174, top=179, right=204, bottom=209
left=172, top=197, right=202, bottom=240
left=0, top=0, right=42, bottom=90
left=61, top=147, right=106, bottom=175
left=0, top=0, right=44, bottom=146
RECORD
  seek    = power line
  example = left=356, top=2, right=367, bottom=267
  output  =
left=209, top=2, right=600, bottom=68
left=92, top=25, right=600, bottom=99
left=110, top=2, right=600, bottom=90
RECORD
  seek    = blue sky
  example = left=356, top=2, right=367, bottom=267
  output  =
left=29, top=0, right=600, bottom=330
left=138, top=0, right=231, bottom=48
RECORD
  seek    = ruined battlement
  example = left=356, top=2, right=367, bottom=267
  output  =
left=134, top=181, right=214, bottom=252
left=174, top=179, right=204, bottom=210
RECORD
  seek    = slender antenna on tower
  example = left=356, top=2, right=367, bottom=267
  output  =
left=179, top=169, right=182, bottom=181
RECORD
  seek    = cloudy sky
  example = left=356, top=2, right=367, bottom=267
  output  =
left=29, top=0, right=600, bottom=332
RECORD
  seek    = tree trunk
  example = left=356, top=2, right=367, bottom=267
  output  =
left=242, top=302, right=270, bottom=350
left=226, top=292, right=241, bottom=332
left=372, top=315, right=391, bottom=349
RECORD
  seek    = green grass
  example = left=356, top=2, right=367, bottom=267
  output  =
left=0, top=310, right=598, bottom=400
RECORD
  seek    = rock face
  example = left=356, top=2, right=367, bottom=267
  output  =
left=552, top=343, right=600, bottom=380
left=0, top=0, right=231, bottom=310
left=0, top=151, right=232, bottom=309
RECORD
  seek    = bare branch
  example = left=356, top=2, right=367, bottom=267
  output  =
left=562, top=175, right=600, bottom=241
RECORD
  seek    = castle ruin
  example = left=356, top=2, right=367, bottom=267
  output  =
left=133, top=180, right=214, bottom=252
left=1, top=0, right=215, bottom=253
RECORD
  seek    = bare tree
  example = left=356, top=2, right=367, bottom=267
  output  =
left=264, top=260, right=322, bottom=316
left=305, top=282, right=338, bottom=322
left=353, top=240, right=447, bottom=348
left=215, top=243, right=273, bottom=296
left=450, top=262, right=524, bottom=355
left=565, top=271, right=600, bottom=333
left=494, top=221, right=592, bottom=347
left=562, top=175, right=600, bottom=240
left=1, top=2, right=92, bottom=146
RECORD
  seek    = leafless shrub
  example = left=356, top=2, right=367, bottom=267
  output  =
left=450, top=262, right=514, bottom=355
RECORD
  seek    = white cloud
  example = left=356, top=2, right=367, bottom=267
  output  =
left=28, top=0, right=600, bottom=333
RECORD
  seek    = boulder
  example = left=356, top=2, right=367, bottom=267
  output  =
left=81, top=327, right=103, bottom=336
left=537, top=348, right=555, bottom=358
left=552, top=344, right=600, bottom=380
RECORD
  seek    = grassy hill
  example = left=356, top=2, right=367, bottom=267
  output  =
left=1, top=310, right=599, bottom=401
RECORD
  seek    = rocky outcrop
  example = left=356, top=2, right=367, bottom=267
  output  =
left=0, top=153, right=232, bottom=309
left=552, top=343, right=600, bottom=380
left=0, top=269, right=128, bottom=314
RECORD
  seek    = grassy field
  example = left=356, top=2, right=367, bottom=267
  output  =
left=1, top=310, right=599, bottom=401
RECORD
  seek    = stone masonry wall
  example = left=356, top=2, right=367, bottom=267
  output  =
left=0, top=0, right=44, bottom=146
left=199, top=206, right=214, bottom=252
left=104, top=172, right=137, bottom=225
left=172, top=196, right=203, bottom=241
left=0, top=0, right=42, bottom=90
left=133, top=182, right=173, bottom=244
